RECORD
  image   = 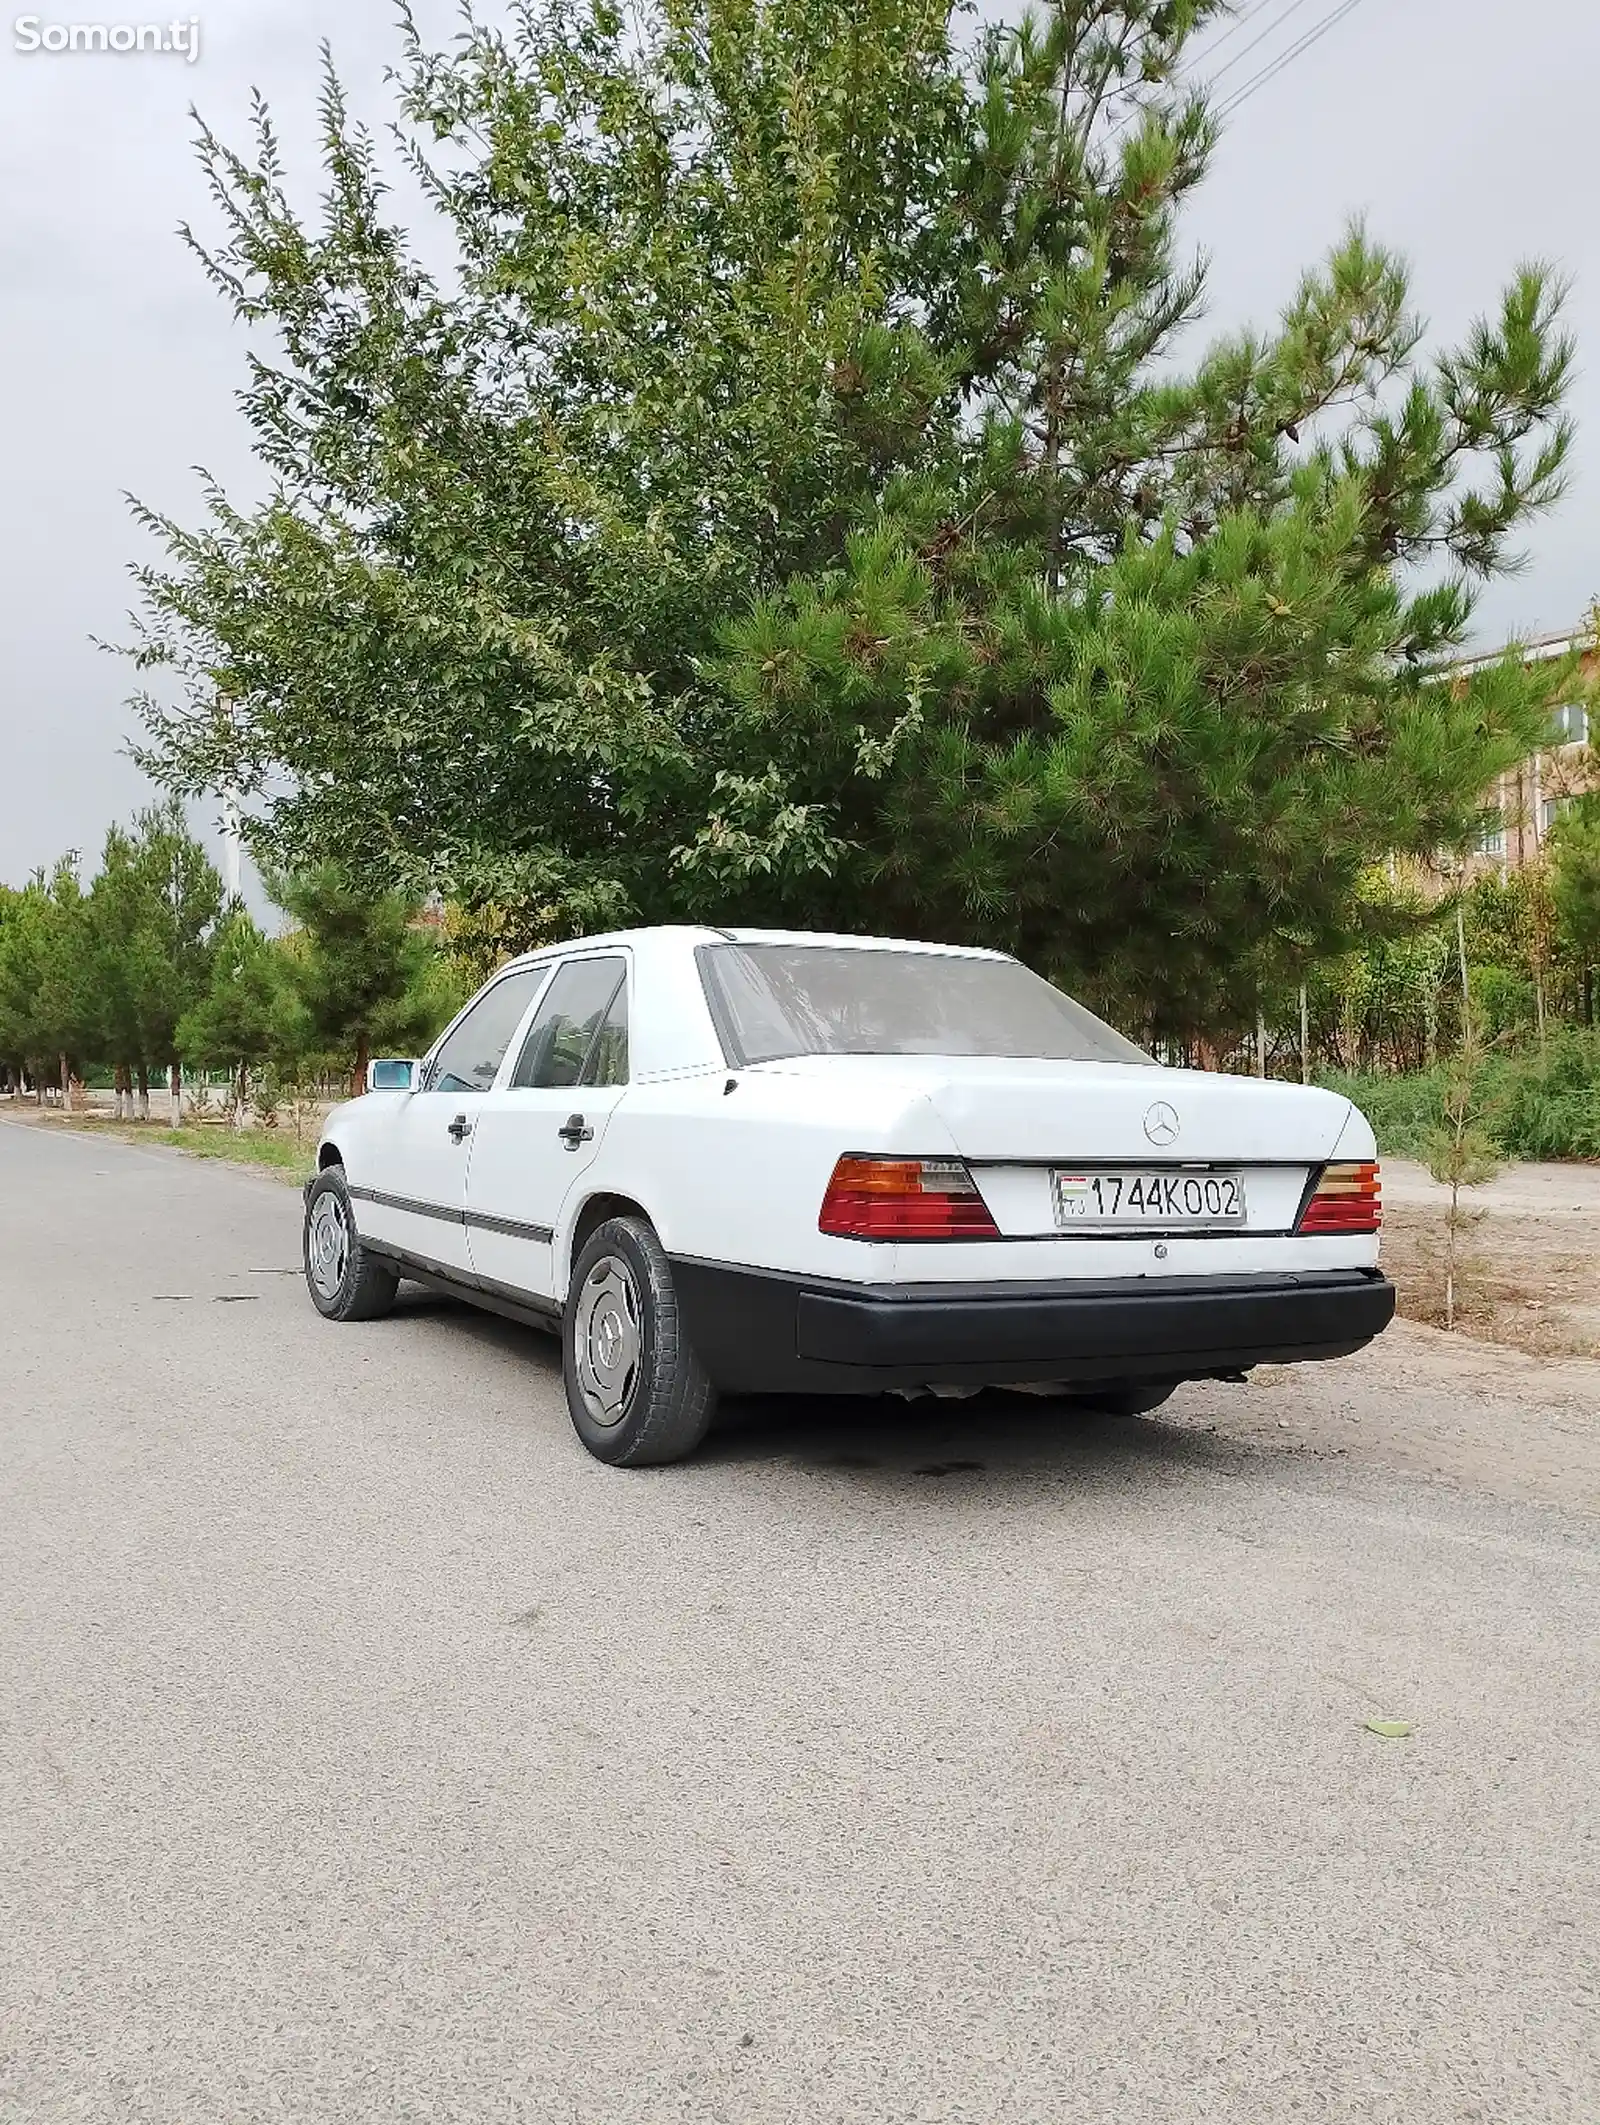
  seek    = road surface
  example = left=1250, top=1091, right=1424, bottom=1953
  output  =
left=3, top=1118, right=1597, bottom=2124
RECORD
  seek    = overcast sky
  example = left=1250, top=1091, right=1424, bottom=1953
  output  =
left=3, top=0, right=1599, bottom=888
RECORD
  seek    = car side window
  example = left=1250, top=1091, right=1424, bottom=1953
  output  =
left=585, top=979, right=628, bottom=1087
left=511, top=957, right=627, bottom=1090
left=427, top=968, right=546, bottom=1095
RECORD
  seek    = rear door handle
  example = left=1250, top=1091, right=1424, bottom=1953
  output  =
left=559, top=1112, right=593, bottom=1150
left=447, top=1113, right=472, bottom=1144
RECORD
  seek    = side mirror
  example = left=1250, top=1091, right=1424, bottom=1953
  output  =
left=367, top=1058, right=417, bottom=1093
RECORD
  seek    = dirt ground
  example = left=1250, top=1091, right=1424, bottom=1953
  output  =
left=1380, top=1157, right=1600, bottom=1359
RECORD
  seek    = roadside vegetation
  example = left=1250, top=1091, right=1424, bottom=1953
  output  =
left=121, top=0, right=1584, bottom=1053
left=0, top=805, right=468, bottom=1127
left=3, top=0, right=1599, bottom=1214
left=1325, top=1039, right=1600, bottom=1163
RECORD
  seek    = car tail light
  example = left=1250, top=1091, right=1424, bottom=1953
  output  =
left=1298, top=1161, right=1382, bottom=1235
left=819, top=1156, right=1001, bottom=1240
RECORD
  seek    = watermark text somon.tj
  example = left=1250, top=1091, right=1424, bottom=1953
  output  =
left=14, top=15, right=200, bottom=59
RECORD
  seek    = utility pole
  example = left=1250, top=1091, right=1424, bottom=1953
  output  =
left=221, top=792, right=243, bottom=904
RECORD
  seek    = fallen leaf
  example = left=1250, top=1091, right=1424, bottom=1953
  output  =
left=1362, top=1717, right=1414, bottom=1739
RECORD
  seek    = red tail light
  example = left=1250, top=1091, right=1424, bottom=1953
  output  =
left=819, top=1156, right=1001, bottom=1240
left=1298, top=1161, right=1382, bottom=1235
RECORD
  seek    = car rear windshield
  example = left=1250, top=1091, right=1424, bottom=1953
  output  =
left=697, top=943, right=1153, bottom=1067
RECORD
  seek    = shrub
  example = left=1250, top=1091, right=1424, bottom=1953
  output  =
left=1323, top=1032, right=1600, bottom=1161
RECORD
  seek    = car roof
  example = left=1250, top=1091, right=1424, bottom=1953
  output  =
left=499, top=924, right=1014, bottom=971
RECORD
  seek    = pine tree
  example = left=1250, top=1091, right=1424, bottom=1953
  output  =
left=271, top=867, right=447, bottom=1092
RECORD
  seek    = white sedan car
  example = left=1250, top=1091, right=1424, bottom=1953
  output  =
left=303, top=927, right=1394, bottom=1466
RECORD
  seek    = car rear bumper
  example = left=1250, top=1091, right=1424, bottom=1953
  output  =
left=668, top=1259, right=1396, bottom=1395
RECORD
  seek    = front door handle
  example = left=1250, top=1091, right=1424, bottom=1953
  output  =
left=447, top=1113, right=472, bottom=1144
left=558, top=1112, right=593, bottom=1150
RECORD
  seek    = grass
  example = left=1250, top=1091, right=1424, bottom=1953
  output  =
left=9, top=1107, right=316, bottom=1184
left=137, top=1127, right=316, bottom=1180
left=1322, top=1030, right=1600, bottom=1163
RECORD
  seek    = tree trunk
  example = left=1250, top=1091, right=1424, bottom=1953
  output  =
left=113, top=1064, right=125, bottom=1121
left=1298, top=985, right=1310, bottom=1085
left=1455, top=902, right=1471, bottom=1036
left=137, top=1062, right=150, bottom=1122
left=1254, top=1012, right=1267, bottom=1079
left=353, top=1032, right=370, bottom=1098
left=60, top=1054, right=72, bottom=1114
left=168, top=1062, right=183, bottom=1128
left=233, top=1062, right=249, bottom=1131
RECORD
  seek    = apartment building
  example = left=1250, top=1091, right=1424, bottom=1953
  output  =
left=1440, top=625, right=1596, bottom=874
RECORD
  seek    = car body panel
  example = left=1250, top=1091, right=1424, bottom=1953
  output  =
left=744, top=1052, right=1355, bottom=1163
left=464, top=1082, right=628, bottom=1299
left=315, top=925, right=1392, bottom=1393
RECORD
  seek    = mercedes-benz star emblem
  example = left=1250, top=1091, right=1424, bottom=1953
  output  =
left=1143, top=1100, right=1181, bottom=1148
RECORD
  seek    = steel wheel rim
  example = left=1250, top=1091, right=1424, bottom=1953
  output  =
left=308, top=1192, right=350, bottom=1301
left=573, top=1253, right=643, bottom=1427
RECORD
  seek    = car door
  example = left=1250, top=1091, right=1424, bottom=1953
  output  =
left=352, top=964, right=549, bottom=1277
left=463, top=953, right=630, bottom=1303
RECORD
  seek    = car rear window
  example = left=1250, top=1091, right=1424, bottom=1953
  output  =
left=696, top=943, right=1152, bottom=1067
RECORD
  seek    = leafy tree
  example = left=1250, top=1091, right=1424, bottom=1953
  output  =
left=271, top=866, right=454, bottom=1090
left=176, top=911, right=290, bottom=1127
left=129, top=0, right=1575, bottom=1039
left=0, top=880, right=51, bottom=1098
left=1549, top=796, right=1600, bottom=995
left=0, top=859, right=99, bottom=1106
left=87, top=803, right=225, bottom=1121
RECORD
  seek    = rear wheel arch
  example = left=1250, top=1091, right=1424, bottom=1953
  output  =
left=564, top=1190, right=655, bottom=1294
left=317, top=1141, right=345, bottom=1171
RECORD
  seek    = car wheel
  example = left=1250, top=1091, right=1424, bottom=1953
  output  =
left=303, top=1168, right=399, bottom=1323
left=563, top=1216, right=717, bottom=1467
left=1075, top=1382, right=1176, bottom=1418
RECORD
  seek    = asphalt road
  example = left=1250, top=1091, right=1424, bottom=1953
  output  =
left=3, top=1118, right=1597, bottom=2125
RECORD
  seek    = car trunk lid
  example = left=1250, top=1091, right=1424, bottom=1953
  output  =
left=744, top=1054, right=1354, bottom=1164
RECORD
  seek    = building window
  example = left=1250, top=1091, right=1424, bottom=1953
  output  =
left=1541, top=796, right=1569, bottom=835
left=1550, top=701, right=1589, bottom=746
left=1477, top=814, right=1505, bottom=857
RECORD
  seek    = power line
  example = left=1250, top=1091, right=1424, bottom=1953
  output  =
left=1202, top=0, right=1322, bottom=89
left=1180, top=0, right=1292, bottom=70
left=1212, top=0, right=1372, bottom=119
left=1108, top=0, right=1318, bottom=137
left=1110, top=0, right=1373, bottom=139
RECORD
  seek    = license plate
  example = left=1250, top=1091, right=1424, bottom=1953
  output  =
left=1051, top=1169, right=1247, bottom=1230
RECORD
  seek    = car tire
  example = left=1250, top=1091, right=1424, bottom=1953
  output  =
left=1075, top=1382, right=1177, bottom=1418
left=303, top=1167, right=399, bottom=1323
left=563, top=1216, right=717, bottom=1467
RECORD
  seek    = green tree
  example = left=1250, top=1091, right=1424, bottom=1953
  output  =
left=272, top=867, right=452, bottom=1091
left=0, top=880, right=51, bottom=1099
left=88, top=803, right=225, bottom=1122
left=1549, top=798, right=1600, bottom=1019
left=176, top=910, right=289, bottom=1127
left=130, top=1, right=1574, bottom=1039
left=0, top=859, right=100, bottom=1107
